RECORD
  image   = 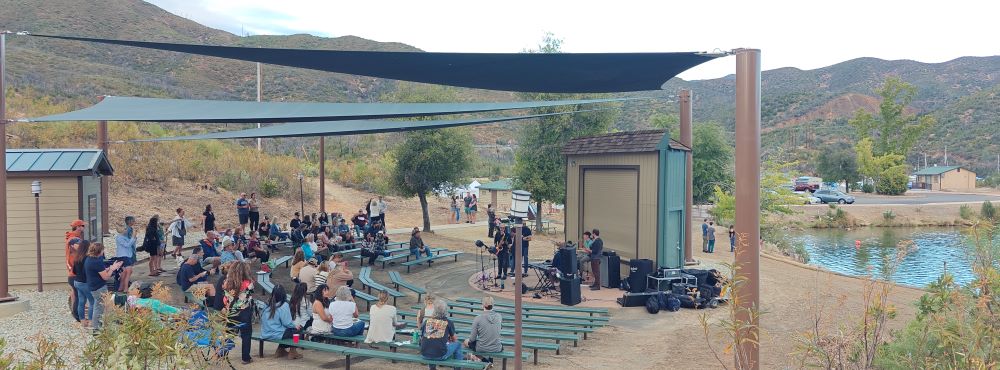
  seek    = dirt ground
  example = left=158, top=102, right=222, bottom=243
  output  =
left=772, top=202, right=974, bottom=228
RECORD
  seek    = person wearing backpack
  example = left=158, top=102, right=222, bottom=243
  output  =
left=168, top=208, right=193, bottom=261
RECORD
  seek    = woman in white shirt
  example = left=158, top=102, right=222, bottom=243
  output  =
left=328, top=285, right=365, bottom=337
left=365, top=291, right=404, bottom=346
left=308, top=284, right=334, bottom=335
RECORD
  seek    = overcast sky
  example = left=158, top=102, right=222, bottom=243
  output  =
left=147, top=0, right=999, bottom=81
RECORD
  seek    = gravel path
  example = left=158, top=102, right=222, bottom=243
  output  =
left=0, top=290, right=89, bottom=368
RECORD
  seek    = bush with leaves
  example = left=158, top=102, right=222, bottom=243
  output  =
left=982, top=200, right=996, bottom=221
left=959, top=204, right=974, bottom=220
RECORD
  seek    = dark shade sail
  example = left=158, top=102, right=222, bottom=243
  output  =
left=32, top=34, right=721, bottom=93
left=133, top=109, right=604, bottom=142
left=24, top=96, right=635, bottom=124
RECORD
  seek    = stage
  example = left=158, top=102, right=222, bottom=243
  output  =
left=466, top=266, right=625, bottom=309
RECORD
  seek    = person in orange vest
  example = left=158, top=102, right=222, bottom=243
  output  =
left=65, top=219, right=86, bottom=322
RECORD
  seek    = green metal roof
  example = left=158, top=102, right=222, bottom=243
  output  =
left=912, top=166, right=961, bottom=176
left=6, top=149, right=114, bottom=175
left=478, top=178, right=513, bottom=191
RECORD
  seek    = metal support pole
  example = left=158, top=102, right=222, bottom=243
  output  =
left=0, top=32, right=13, bottom=302
left=299, top=176, right=305, bottom=217
left=256, top=62, right=262, bottom=151
left=734, top=48, right=761, bottom=370
left=97, top=120, right=109, bottom=236
left=679, top=89, right=695, bottom=264
left=34, top=192, right=42, bottom=292
left=513, top=222, right=524, bottom=370
left=319, top=137, right=326, bottom=213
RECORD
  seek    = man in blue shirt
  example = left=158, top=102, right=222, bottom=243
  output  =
left=701, top=219, right=710, bottom=253
left=235, top=193, right=250, bottom=228
left=176, top=247, right=216, bottom=298
left=585, top=229, right=604, bottom=290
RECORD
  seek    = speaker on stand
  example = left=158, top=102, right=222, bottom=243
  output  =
left=559, top=275, right=582, bottom=306
left=601, top=251, right=621, bottom=288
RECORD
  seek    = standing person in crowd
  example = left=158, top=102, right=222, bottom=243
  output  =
left=328, top=286, right=365, bottom=337
left=706, top=221, right=717, bottom=253
left=289, top=249, right=306, bottom=282
left=701, top=218, right=710, bottom=253
left=65, top=220, right=86, bottom=322
left=290, top=212, right=302, bottom=230
left=365, top=291, right=405, bottom=346
left=469, top=194, right=479, bottom=224
left=463, top=193, right=473, bottom=223
left=169, top=208, right=193, bottom=260
left=176, top=247, right=217, bottom=301
left=409, top=228, right=433, bottom=260
left=222, top=261, right=255, bottom=364
left=585, top=229, right=604, bottom=290
left=248, top=193, right=261, bottom=231
left=290, top=282, right=312, bottom=334
left=236, top=193, right=251, bottom=229
left=299, top=258, right=319, bottom=293
left=377, top=196, right=388, bottom=228
left=366, top=198, right=377, bottom=227
left=487, top=204, right=497, bottom=237
left=115, top=216, right=138, bottom=292
left=71, top=239, right=92, bottom=328
left=142, top=216, right=164, bottom=277
left=351, top=209, right=367, bottom=237
left=420, top=299, right=464, bottom=362
left=729, top=225, right=736, bottom=252
left=465, top=296, right=503, bottom=362
left=308, top=284, right=334, bottom=336
left=518, top=223, right=533, bottom=277
left=451, top=195, right=460, bottom=224
left=203, top=205, right=216, bottom=233
left=261, top=285, right=302, bottom=361
left=84, top=243, right=124, bottom=331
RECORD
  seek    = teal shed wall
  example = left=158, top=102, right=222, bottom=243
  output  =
left=657, top=148, right=687, bottom=268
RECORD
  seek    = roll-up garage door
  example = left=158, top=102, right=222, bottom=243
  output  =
left=582, top=168, right=639, bottom=261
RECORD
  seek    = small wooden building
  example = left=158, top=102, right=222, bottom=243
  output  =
left=562, top=130, right=689, bottom=269
left=913, top=165, right=976, bottom=191
left=479, top=178, right=513, bottom=212
left=5, top=149, right=114, bottom=287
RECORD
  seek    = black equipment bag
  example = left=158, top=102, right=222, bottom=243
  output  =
left=645, top=295, right=660, bottom=314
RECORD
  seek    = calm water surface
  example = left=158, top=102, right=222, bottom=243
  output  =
left=785, top=227, right=981, bottom=288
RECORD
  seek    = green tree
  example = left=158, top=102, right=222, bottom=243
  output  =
left=391, top=128, right=472, bottom=231
left=709, top=158, right=801, bottom=225
left=815, top=143, right=859, bottom=192
left=385, top=82, right=472, bottom=231
left=648, top=112, right=679, bottom=137
left=513, top=33, right=619, bottom=231
left=848, top=76, right=935, bottom=157
left=692, top=123, right=734, bottom=204
left=856, top=138, right=908, bottom=195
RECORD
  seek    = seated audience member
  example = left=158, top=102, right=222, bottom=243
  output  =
left=290, top=249, right=306, bottom=282
left=416, top=295, right=436, bottom=328
left=365, top=291, right=405, bottom=345
left=246, top=231, right=269, bottom=262
left=176, top=247, right=216, bottom=300
left=299, top=258, right=320, bottom=293
left=261, top=285, right=303, bottom=360
left=327, top=255, right=355, bottom=296
left=269, top=221, right=288, bottom=242
left=219, top=240, right=245, bottom=264
left=313, top=262, right=330, bottom=292
left=328, top=286, right=365, bottom=337
left=420, top=299, right=467, bottom=361
left=465, top=296, right=503, bottom=362
left=351, top=210, right=367, bottom=237
left=257, top=217, right=271, bottom=240
left=290, top=282, right=312, bottom=333
left=409, top=228, right=433, bottom=259
left=308, top=284, right=334, bottom=336
left=199, top=232, right=221, bottom=259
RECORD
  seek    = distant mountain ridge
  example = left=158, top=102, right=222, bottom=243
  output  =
left=0, top=0, right=998, bottom=174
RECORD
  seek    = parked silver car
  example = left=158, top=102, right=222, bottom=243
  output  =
left=814, top=189, right=855, bottom=204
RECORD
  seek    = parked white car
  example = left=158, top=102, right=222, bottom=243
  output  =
left=794, top=191, right=822, bottom=204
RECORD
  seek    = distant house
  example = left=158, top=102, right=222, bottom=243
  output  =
left=5, top=149, right=114, bottom=288
left=913, top=165, right=976, bottom=191
left=478, top=178, right=512, bottom=212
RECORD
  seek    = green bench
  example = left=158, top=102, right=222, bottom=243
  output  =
left=250, top=333, right=486, bottom=370
left=312, top=331, right=528, bottom=370
left=358, top=266, right=407, bottom=305
left=255, top=271, right=275, bottom=294
left=387, top=271, right=426, bottom=302
left=401, top=251, right=463, bottom=273
left=441, top=308, right=605, bottom=328
left=354, top=289, right=378, bottom=310
left=446, top=301, right=610, bottom=323
left=441, top=315, right=595, bottom=339
left=400, top=311, right=580, bottom=346
left=353, top=247, right=446, bottom=268
left=270, top=255, right=293, bottom=269
left=183, top=291, right=207, bottom=309
left=456, top=297, right=610, bottom=316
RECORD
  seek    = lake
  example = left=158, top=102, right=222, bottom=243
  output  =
left=785, top=227, right=982, bottom=288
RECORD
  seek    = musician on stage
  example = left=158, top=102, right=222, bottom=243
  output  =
left=577, top=231, right=593, bottom=283
left=583, top=229, right=604, bottom=290
left=492, top=220, right=511, bottom=289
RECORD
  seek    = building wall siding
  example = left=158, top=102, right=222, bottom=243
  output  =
left=940, top=169, right=976, bottom=190
left=566, top=152, right=659, bottom=265
left=6, top=177, right=80, bottom=286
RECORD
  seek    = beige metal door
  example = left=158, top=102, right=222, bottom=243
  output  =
left=582, top=169, right=639, bottom=260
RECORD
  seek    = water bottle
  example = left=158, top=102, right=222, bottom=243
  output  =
left=412, top=331, right=419, bottom=344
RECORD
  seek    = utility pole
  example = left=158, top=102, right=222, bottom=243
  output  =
left=923, top=153, right=927, bottom=169
left=944, top=146, right=948, bottom=166
left=0, top=31, right=13, bottom=302
left=256, top=62, right=262, bottom=151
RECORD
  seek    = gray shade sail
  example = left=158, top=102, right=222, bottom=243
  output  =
left=133, top=109, right=606, bottom=142
left=24, top=96, right=637, bottom=123
left=33, top=34, right=721, bottom=93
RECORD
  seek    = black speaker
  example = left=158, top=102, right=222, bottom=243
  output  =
left=603, top=254, right=621, bottom=288
left=617, top=292, right=652, bottom=307
left=628, top=259, right=655, bottom=293
left=559, top=276, right=581, bottom=306
left=556, top=247, right=577, bottom=277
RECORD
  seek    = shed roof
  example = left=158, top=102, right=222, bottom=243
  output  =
left=6, top=149, right=114, bottom=175
left=479, top=178, right=513, bottom=191
left=561, top=130, right=689, bottom=156
left=912, top=165, right=965, bottom=176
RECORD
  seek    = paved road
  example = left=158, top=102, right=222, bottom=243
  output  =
left=852, top=191, right=1000, bottom=205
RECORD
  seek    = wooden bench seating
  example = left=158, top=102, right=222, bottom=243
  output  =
left=255, top=271, right=275, bottom=294
left=401, top=251, right=462, bottom=273
left=441, top=308, right=605, bottom=328
left=311, top=332, right=528, bottom=370
left=357, top=266, right=406, bottom=305
left=251, top=333, right=486, bottom=370
left=446, top=301, right=610, bottom=322
left=456, top=297, right=610, bottom=316
left=387, top=271, right=426, bottom=302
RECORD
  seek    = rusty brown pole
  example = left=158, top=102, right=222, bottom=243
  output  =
left=0, top=32, right=13, bottom=302
left=319, top=137, right=326, bottom=213
left=33, top=186, right=42, bottom=291
left=97, top=120, right=109, bottom=236
left=734, top=48, right=761, bottom=370
left=679, top=89, right=695, bottom=264
left=513, top=222, right=523, bottom=370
